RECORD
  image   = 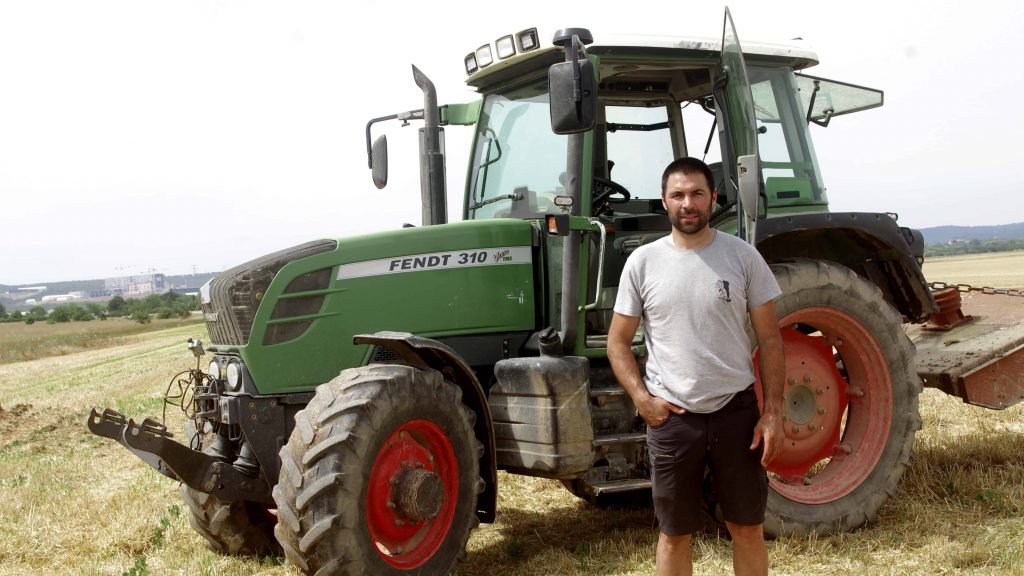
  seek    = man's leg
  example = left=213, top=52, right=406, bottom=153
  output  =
left=656, top=532, right=693, bottom=576
left=708, top=388, right=770, bottom=576
left=648, top=411, right=706, bottom=576
left=725, top=521, right=767, bottom=576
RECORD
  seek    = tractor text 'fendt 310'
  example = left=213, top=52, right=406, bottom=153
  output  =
left=88, top=9, right=1024, bottom=575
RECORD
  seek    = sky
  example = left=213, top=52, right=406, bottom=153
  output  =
left=1, top=0, right=1021, bottom=285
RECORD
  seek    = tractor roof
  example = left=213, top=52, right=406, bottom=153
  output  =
left=465, top=30, right=819, bottom=91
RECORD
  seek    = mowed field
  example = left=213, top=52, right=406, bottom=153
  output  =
left=1, top=257, right=1023, bottom=575
left=922, top=250, right=1024, bottom=289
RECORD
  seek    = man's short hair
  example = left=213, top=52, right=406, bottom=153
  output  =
left=661, top=157, right=715, bottom=195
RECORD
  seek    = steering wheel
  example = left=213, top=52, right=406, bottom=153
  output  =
left=592, top=176, right=632, bottom=212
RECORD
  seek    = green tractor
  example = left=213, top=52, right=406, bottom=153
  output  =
left=89, top=10, right=937, bottom=574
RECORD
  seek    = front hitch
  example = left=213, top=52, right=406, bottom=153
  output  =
left=87, top=407, right=273, bottom=504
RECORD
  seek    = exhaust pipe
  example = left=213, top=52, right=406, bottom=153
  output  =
left=412, top=65, right=447, bottom=226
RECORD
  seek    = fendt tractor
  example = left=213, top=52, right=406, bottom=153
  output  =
left=88, top=9, right=1024, bottom=575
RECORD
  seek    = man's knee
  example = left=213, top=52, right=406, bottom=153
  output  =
left=659, top=531, right=693, bottom=549
left=725, top=522, right=764, bottom=542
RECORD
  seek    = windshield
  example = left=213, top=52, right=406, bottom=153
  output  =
left=467, top=78, right=567, bottom=220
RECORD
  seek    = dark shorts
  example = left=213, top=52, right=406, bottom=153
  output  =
left=646, top=386, right=767, bottom=536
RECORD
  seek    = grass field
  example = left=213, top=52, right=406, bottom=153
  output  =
left=0, top=316, right=204, bottom=365
left=1, top=259, right=1022, bottom=575
left=922, top=250, right=1024, bottom=289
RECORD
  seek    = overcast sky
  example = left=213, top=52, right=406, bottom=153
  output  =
left=1, top=0, right=1020, bottom=285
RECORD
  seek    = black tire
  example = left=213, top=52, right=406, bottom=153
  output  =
left=178, top=422, right=280, bottom=556
left=180, top=485, right=281, bottom=555
left=273, top=364, right=483, bottom=575
left=763, top=259, right=921, bottom=536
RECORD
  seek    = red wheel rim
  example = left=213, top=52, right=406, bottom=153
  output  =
left=755, top=308, right=894, bottom=504
left=367, top=419, right=458, bottom=569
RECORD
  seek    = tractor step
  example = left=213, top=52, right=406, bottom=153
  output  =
left=589, top=385, right=627, bottom=398
left=592, top=432, right=646, bottom=446
left=589, top=478, right=652, bottom=495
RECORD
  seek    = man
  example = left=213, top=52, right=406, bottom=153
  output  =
left=607, top=157, right=785, bottom=576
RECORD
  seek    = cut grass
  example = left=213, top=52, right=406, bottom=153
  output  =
left=922, top=249, right=1024, bottom=289
left=0, top=317, right=204, bottom=365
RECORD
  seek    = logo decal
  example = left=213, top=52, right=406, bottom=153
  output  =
left=336, top=246, right=532, bottom=280
left=716, top=279, right=731, bottom=303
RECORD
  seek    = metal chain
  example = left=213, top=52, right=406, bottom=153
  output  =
left=928, top=281, right=1024, bottom=298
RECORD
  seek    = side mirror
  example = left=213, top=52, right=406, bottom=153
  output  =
left=736, top=154, right=759, bottom=220
left=548, top=59, right=596, bottom=134
left=371, top=134, right=388, bottom=189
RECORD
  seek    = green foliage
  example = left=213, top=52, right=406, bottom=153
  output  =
left=27, top=306, right=47, bottom=321
left=10, top=310, right=22, bottom=321
left=120, top=292, right=198, bottom=322
left=108, top=295, right=127, bottom=316
left=85, top=302, right=107, bottom=319
left=131, top=309, right=152, bottom=324
left=48, top=304, right=95, bottom=323
left=49, top=305, right=73, bottom=323
left=925, top=238, right=1024, bottom=258
left=0, top=303, right=6, bottom=320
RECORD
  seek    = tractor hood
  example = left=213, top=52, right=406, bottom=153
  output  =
left=201, top=219, right=538, bottom=394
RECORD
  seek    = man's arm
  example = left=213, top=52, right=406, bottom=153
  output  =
left=607, top=312, right=685, bottom=427
left=748, top=299, right=786, bottom=466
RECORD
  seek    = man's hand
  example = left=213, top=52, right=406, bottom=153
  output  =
left=638, top=394, right=686, bottom=428
left=750, top=410, right=784, bottom=467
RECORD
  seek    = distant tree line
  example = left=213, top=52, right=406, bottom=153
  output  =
left=0, top=292, right=199, bottom=325
left=924, top=238, right=1024, bottom=257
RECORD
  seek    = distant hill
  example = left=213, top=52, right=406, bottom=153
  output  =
left=920, top=222, right=1024, bottom=244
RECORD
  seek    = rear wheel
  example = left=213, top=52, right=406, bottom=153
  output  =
left=273, top=364, right=483, bottom=575
left=761, top=259, right=920, bottom=536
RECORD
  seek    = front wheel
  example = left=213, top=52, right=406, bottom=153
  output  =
left=761, top=259, right=921, bottom=536
left=273, top=364, right=483, bottom=575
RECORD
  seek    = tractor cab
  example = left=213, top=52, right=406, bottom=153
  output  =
left=457, top=19, right=885, bottom=346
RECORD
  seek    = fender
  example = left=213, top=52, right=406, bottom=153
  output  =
left=353, top=331, right=498, bottom=523
left=756, top=212, right=936, bottom=321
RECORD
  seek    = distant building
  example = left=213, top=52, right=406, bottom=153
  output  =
left=41, top=293, right=83, bottom=303
left=104, top=273, right=167, bottom=296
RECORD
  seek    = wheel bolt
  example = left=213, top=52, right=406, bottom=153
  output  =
left=818, top=407, right=826, bottom=414
left=792, top=425, right=801, bottom=433
left=843, top=445, right=852, bottom=454
left=804, top=374, right=813, bottom=383
left=788, top=377, right=797, bottom=386
left=808, top=423, right=817, bottom=431
left=415, top=461, right=425, bottom=469
left=816, top=387, right=824, bottom=395
left=395, top=519, right=404, bottom=526
left=386, top=500, right=395, bottom=509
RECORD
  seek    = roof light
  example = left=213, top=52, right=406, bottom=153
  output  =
left=475, top=44, right=494, bottom=68
left=464, top=52, right=478, bottom=75
left=496, top=35, right=516, bottom=59
left=517, top=28, right=540, bottom=52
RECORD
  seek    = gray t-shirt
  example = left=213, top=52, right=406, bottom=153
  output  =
left=614, top=231, right=781, bottom=413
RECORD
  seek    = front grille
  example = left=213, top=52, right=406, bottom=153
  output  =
left=203, top=240, right=338, bottom=345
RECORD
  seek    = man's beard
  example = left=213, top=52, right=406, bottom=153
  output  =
left=669, top=204, right=711, bottom=235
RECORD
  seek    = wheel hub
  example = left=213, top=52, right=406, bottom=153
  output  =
left=758, top=327, right=847, bottom=482
left=393, top=468, right=444, bottom=522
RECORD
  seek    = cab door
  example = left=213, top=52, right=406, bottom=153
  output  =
left=715, top=8, right=761, bottom=244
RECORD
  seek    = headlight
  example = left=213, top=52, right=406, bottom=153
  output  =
left=226, top=362, right=242, bottom=391
left=207, top=360, right=221, bottom=380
